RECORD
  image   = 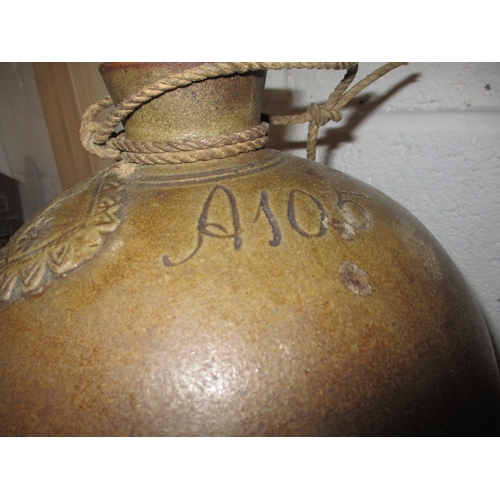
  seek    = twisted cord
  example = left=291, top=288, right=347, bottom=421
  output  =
left=270, top=62, right=406, bottom=160
left=118, top=137, right=269, bottom=165
left=80, top=62, right=406, bottom=164
left=110, top=123, right=269, bottom=154
left=114, top=124, right=269, bottom=165
left=80, top=96, right=116, bottom=159
left=91, top=62, right=356, bottom=147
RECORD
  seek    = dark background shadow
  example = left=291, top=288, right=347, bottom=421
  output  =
left=263, top=73, right=420, bottom=161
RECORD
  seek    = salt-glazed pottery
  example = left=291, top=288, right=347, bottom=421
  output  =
left=0, top=63, right=499, bottom=436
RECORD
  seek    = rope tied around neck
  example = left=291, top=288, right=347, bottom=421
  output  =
left=80, top=62, right=407, bottom=164
left=111, top=123, right=270, bottom=165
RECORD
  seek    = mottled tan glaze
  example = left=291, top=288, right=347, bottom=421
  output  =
left=0, top=64, right=499, bottom=436
left=99, top=62, right=266, bottom=142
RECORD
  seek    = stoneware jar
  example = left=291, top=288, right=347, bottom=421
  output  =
left=0, top=62, right=499, bottom=436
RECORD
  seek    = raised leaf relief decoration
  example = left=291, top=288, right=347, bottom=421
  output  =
left=0, top=171, right=125, bottom=304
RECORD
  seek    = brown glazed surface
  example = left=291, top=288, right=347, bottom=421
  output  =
left=0, top=64, right=499, bottom=436
left=99, top=62, right=266, bottom=142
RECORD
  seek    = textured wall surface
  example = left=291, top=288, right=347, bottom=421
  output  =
left=265, top=62, right=500, bottom=355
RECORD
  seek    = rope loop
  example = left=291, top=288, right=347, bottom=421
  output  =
left=107, top=123, right=270, bottom=165
left=80, top=62, right=407, bottom=164
left=80, top=97, right=121, bottom=160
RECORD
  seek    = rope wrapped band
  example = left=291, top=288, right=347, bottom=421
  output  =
left=112, top=123, right=269, bottom=165
left=80, top=62, right=407, bottom=164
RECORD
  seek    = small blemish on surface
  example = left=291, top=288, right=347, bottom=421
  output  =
left=338, top=261, right=373, bottom=297
left=485, top=84, right=491, bottom=91
left=115, top=162, right=136, bottom=179
left=330, top=218, right=355, bottom=241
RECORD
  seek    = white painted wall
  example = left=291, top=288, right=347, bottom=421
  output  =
left=265, top=63, right=500, bottom=354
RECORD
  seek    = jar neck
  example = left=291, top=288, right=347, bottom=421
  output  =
left=99, top=63, right=267, bottom=142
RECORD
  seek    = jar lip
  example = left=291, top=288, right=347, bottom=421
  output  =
left=99, top=62, right=208, bottom=74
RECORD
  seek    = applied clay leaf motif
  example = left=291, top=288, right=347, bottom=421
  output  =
left=0, top=171, right=125, bottom=304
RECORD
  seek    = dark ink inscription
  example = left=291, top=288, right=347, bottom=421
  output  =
left=162, top=184, right=373, bottom=268
left=163, top=184, right=242, bottom=267
left=288, top=190, right=328, bottom=238
left=198, top=184, right=242, bottom=249
left=162, top=233, right=204, bottom=267
left=253, top=190, right=282, bottom=247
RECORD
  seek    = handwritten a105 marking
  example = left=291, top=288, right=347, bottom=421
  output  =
left=162, top=184, right=372, bottom=267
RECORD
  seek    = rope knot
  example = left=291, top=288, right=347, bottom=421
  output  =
left=328, top=108, right=343, bottom=123
left=80, top=62, right=407, bottom=164
left=308, top=103, right=342, bottom=127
